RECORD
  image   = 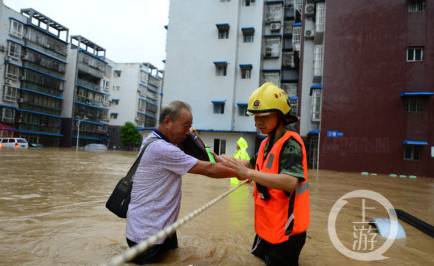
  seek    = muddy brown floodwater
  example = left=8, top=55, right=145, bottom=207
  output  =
left=0, top=149, right=433, bottom=265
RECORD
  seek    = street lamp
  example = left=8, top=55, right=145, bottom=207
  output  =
left=75, top=116, right=87, bottom=152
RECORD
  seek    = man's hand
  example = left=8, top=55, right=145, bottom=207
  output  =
left=220, top=156, right=251, bottom=181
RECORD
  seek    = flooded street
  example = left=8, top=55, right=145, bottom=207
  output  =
left=0, top=149, right=433, bottom=266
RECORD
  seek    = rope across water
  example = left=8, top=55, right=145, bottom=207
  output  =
left=105, top=180, right=248, bottom=266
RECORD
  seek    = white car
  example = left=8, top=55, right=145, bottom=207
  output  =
left=0, top=138, right=29, bottom=149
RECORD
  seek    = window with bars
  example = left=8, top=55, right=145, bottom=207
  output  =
left=1, top=108, right=15, bottom=123
left=315, top=3, right=325, bottom=32
left=407, top=47, right=423, bottom=62
left=313, top=45, right=323, bottom=76
left=404, top=97, right=425, bottom=112
left=238, top=104, right=248, bottom=116
left=311, top=90, right=321, bottom=121
left=408, top=0, right=426, bottom=12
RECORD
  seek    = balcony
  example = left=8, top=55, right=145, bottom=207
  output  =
left=23, top=62, right=65, bottom=81
left=77, top=63, right=104, bottom=79
left=76, top=79, right=107, bottom=94
left=24, top=39, right=67, bottom=63
left=74, top=97, right=109, bottom=109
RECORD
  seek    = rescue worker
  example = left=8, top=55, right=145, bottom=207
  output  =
left=221, top=82, right=310, bottom=266
left=230, top=137, right=250, bottom=186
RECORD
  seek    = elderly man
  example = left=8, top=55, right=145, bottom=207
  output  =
left=126, top=100, right=240, bottom=264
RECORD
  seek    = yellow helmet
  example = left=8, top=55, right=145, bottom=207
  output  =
left=247, top=82, right=298, bottom=123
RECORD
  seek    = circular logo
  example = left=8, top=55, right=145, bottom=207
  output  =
left=328, top=190, right=399, bottom=261
left=253, top=100, right=260, bottom=108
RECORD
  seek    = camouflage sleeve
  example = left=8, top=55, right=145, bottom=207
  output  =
left=279, top=138, right=305, bottom=180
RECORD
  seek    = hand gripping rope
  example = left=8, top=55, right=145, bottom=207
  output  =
left=104, top=180, right=248, bottom=266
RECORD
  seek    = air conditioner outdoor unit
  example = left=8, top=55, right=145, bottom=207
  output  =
left=305, top=4, right=315, bottom=15
left=18, top=98, right=24, bottom=103
left=304, top=29, right=314, bottom=38
left=270, top=22, right=281, bottom=32
left=0, top=45, right=5, bottom=52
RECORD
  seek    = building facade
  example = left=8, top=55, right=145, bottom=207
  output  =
left=62, top=35, right=111, bottom=147
left=299, top=0, right=433, bottom=176
left=164, top=0, right=302, bottom=156
left=0, top=6, right=69, bottom=146
left=108, top=62, right=163, bottom=149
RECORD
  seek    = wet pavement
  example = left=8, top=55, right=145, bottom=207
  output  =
left=0, top=149, right=433, bottom=265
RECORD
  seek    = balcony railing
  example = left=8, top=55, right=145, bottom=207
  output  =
left=25, top=40, right=67, bottom=62
left=78, top=63, right=104, bottom=79
left=76, top=79, right=106, bottom=94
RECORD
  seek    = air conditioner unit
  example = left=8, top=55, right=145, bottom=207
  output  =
left=305, top=4, right=315, bottom=15
left=304, top=29, right=314, bottom=38
left=0, top=45, right=5, bottom=52
left=18, top=98, right=24, bottom=103
left=270, top=22, right=281, bottom=32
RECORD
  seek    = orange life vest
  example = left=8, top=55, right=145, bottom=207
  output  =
left=254, top=130, right=310, bottom=244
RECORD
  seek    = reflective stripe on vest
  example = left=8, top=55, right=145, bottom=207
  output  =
left=254, top=130, right=310, bottom=244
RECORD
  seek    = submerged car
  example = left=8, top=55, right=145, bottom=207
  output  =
left=0, top=138, right=29, bottom=149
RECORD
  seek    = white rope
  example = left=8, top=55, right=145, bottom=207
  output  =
left=104, top=180, right=248, bottom=266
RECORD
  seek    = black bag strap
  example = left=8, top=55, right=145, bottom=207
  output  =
left=125, top=136, right=159, bottom=181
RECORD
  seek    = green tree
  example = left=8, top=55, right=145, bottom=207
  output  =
left=120, top=122, right=142, bottom=150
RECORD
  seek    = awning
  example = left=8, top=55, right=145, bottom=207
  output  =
left=308, top=129, right=320, bottom=135
left=292, top=22, right=302, bottom=27
left=311, top=84, right=322, bottom=89
left=237, top=102, right=248, bottom=106
left=400, top=91, right=434, bottom=97
left=289, top=96, right=298, bottom=103
left=216, top=23, right=230, bottom=31
left=213, top=61, right=228, bottom=67
left=402, top=140, right=428, bottom=145
left=239, top=64, right=252, bottom=69
left=211, top=100, right=225, bottom=104
left=241, top=27, right=255, bottom=34
left=0, top=123, right=15, bottom=131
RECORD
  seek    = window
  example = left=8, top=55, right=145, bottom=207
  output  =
left=111, top=99, right=119, bottom=105
left=1, top=108, right=15, bottom=123
left=3, top=86, right=18, bottom=102
left=218, top=29, right=229, bottom=39
left=6, top=64, right=20, bottom=80
left=114, top=70, right=122, bottom=77
left=9, top=20, right=24, bottom=38
left=407, top=47, right=423, bottom=62
left=214, top=62, right=228, bottom=76
left=244, top=0, right=255, bottom=6
left=212, top=102, right=225, bottom=114
left=110, top=113, right=118, bottom=119
left=404, top=97, right=425, bottom=112
left=238, top=104, right=248, bottom=116
left=214, top=139, right=226, bottom=155
left=311, top=90, right=321, bottom=121
left=264, top=38, right=281, bottom=58
left=241, top=68, right=251, bottom=79
left=404, top=145, right=421, bottom=160
left=240, top=65, right=252, bottom=79
left=216, top=24, right=230, bottom=39
left=315, top=3, right=325, bottom=32
left=408, top=0, right=426, bottom=12
left=313, top=45, right=323, bottom=76
left=7, top=42, right=21, bottom=60
left=243, top=33, right=254, bottom=42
